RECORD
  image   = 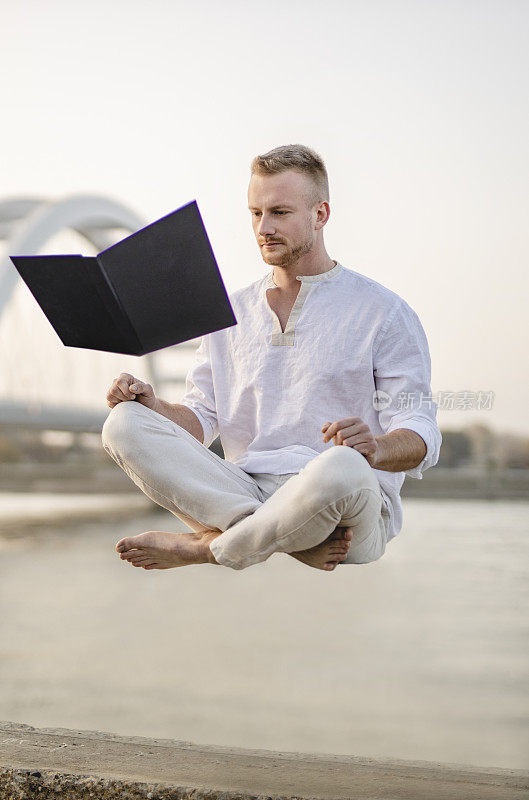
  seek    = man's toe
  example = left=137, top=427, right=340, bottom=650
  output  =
left=116, top=537, right=137, bottom=553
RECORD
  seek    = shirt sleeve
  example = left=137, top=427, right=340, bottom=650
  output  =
left=179, top=335, right=219, bottom=449
left=373, top=299, right=442, bottom=479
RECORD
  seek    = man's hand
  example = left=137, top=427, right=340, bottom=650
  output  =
left=322, top=417, right=380, bottom=467
left=106, top=372, right=158, bottom=411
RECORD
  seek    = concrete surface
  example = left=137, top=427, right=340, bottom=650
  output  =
left=1, top=722, right=528, bottom=799
left=0, top=492, right=150, bottom=533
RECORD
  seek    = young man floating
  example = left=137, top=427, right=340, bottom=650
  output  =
left=102, top=144, right=441, bottom=572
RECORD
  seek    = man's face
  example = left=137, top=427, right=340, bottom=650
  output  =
left=248, top=170, right=318, bottom=267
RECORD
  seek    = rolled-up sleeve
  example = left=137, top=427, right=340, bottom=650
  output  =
left=373, top=300, right=442, bottom=479
left=180, top=336, right=219, bottom=448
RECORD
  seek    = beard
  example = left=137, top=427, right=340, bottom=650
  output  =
left=260, top=232, right=314, bottom=267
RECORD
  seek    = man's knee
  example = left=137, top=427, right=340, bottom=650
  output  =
left=303, top=446, right=377, bottom=502
left=101, top=401, right=146, bottom=458
left=344, top=530, right=387, bottom=565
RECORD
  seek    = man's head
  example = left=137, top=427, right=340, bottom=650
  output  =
left=248, top=144, right=330, bottom=268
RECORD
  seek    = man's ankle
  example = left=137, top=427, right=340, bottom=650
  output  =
left=202, top=532, right=220, bottom=565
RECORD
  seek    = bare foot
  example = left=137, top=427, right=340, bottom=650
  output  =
left=289, top=527, right=352, bottom=571
left=115, top=529, right=221, bottom=569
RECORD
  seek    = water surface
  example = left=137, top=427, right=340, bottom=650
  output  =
left=1, top=497, right=527, bottom=770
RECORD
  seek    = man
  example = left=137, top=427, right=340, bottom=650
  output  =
left=102, top=144, right=441, bottom=572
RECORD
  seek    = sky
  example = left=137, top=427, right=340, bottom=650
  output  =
left=1, top=0, right=528, bottom=435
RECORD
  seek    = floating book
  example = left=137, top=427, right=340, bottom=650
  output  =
left=9, top=200, right=237, bottom=355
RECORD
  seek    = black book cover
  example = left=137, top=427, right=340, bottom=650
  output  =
left=10, top=200, right=237, bottom=355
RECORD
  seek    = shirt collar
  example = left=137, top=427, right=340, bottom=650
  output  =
left=264, top=261, right=343, bottom=289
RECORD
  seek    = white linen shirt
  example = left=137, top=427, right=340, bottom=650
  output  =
left=180, top=262, right=441, bottom=541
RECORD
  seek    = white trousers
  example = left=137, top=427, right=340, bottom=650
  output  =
left=101, top=402, right=391, bottom=570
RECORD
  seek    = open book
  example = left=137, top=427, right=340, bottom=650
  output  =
left=10, top=200, right=237, bottom=355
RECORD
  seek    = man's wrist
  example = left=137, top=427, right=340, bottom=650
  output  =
left=151, top=396, right=162, bottom=415
left=371, top=437, right=383, bottom=469
left=371, top=430, right=427, bottom=472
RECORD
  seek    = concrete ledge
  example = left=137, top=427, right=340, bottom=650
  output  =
left=1, top=722, right=528, bottom=800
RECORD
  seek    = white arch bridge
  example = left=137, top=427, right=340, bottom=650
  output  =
left=0, top=195, right=198, bottom=433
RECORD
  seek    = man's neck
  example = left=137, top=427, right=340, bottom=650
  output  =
left=271, top=251, right=336, bottom=293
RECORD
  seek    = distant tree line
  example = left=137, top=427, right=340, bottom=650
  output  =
left=438, top=425, right=529, bottom=470
left=1, top=424, right=529, bottom=469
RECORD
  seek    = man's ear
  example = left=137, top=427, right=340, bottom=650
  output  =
left=314, top=201, right=331, bottom=230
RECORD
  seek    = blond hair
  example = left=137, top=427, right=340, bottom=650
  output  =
left=250, top=144, right=329, bottom=205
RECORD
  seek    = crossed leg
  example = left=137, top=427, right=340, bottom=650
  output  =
left=205, top=444, right=389, bottom=570
left=113, top=527, right=352, bottom=572
left=101, top=402, right=357, bottom=571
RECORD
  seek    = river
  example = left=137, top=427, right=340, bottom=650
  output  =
left=0, top=496, right=527, bottom=770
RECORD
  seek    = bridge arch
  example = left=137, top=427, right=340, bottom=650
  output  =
left=0, top=195, right=193, bottom=430
left=0, top=194, right=144, bottom=318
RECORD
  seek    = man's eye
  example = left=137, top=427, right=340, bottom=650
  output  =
left=274, top=211, right=286, bottom=215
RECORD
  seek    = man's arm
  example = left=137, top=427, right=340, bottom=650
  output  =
left=373, top=428, right=426, bottom=472
left=152, top=398, right=205, bottom=443
left=178, top=334, right=220, bottom=449
left=122, top=335, right=218, bottom=448
left=372, top=298, right=441, bottom=478
left=321, top=419, right=427, bottom=472
left=105, top=373, right=207, bottom=443
left=322, top=299, right=441, bottom=477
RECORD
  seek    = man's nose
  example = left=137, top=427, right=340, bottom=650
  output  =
left=257, top=214, right=275, bottom=237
